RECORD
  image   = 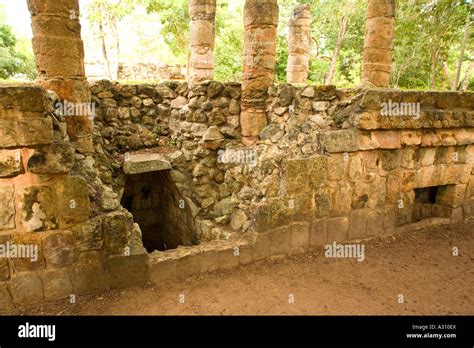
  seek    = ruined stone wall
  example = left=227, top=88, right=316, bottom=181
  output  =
left=0, top=85, right=148, bottom=311
left=91, top=81, right=474, bottom=263
left=2, top=81, right=473, bottom=309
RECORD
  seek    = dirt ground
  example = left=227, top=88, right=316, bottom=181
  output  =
left=7, top=219, right=474, bottom=316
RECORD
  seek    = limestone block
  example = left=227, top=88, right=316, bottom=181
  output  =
left=42, top=231, right=74, bottom=268
left=72, top=251, right=109, bottom=295
left=327, top=217, right=349, bottom=242
left=55, top=176, right=90, bottom=227
left=0, top=282, right=14, bottom=310
left=0, top=185, right=15, bottom=230
left=320, top=130, right=358, bottom=153
left=123, top=153, right=172, bottom=175
left=0, top=118, right=53, bottom=148
left=108, top=253, right=149, bottom=289
left=40, top=268, right=73, bottom=301
left=11, top=233, right=44, bottom=271
left=9, top=272, right=44, bottom=306
left=0, top=150, right=22, bottom=177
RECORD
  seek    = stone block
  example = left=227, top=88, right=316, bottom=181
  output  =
left=0, top=185, right=15, bottom=230
left=253, top=233, right=270, bottom=261
left=437, top=184, right=467, bottom=208
left=309, top=218, right=327, bottom=247
left=108, top=253, right=149, bottom=289
left=330, top=182, right=353, bottom=217
left=40, top=268, right=73, bottom=301
left=9, top=272, right=44, bottom=306
left=327, top=217, right=349, bottom=242
left=367, top=209, right=384, bottom=236
left=27, top=142, right=74, bottom=174
left=290, top=222, right=310, bottom=254
left=269, top=226, right=292, bottom=256
left=150, top=258, right=177, bottom=283
left=327, top=154, right=348, bottom=180
left=320, top=130, right=358, bottom=153
left=420, top=148, right=437, bottom=167
left=11, top=233, right=44, bottom=272
left=400, top=130, right=422, bottom=146
left=42, top=231, right=74, bottom=268
left=0, top=150, right=22, bottom=177
left=55, top=176, right=91, bottom=227
left=218, top=247, right=240, bottom=270
left=0, top=118, right=53, bottom=148
left=18, top=185, right=58, bottom=232
left=198, top=250, right=219, bottom=273
left=285, top=155, right=327, bottom=194
left=103, top=212, right=130, bottom=255
left=0, top=281, right=14, bottom=310
left=348, top=209, right=368, bottom=240
left=0, top=86, right=45, bottom=117
left=72, top=251, right=109, bottom=295
left=238, top=244, right=254, bottom=265
left=123, top=153, right=172, bottom=175
left=73, top=217, right=103, bottom=252
left=373, top=131, right=401, bottom=149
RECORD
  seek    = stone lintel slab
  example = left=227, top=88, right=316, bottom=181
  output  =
left=123, top=153, right=172, bottom=175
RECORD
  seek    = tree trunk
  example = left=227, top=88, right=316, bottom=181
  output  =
left=287, top=4, right=311, bottom=84
left=241, top=0, right=279, bottom=145
left=325, top=14, right=348, bottom=85
left=188, top=0, right=216, bottom=82
left=461, top=60, right=474, bottom=90
left=27, top=0, right=93, bottom=153
left=361, top=0, right=396, bottom=87
left=453, top=19, right=471, bottom=90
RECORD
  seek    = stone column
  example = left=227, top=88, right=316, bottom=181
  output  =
left=361, top=0, right=396, bottom=88
left=241, top=0, right=279, bottom=145
left=27, top=0, right=93, bottom=153
left=287, top=4, right=311, bottom=84
left=188, top=0, right=216, bottom=83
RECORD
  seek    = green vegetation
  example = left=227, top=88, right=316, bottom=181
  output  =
left=0, top=6, right=35, bottom=80
left=1, top=0, right=472, bottom=90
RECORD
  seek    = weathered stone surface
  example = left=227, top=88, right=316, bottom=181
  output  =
left=72, top=251, right=109, bottom=295
left=108, top=253, right=149, bottom=289
left=124, top=153, right=172, bottom=174
left=0, top=118, right=53, bottom=148
left=327, top=217, right=349, bottom=242
left=40, top=268, right=73, bottom=301
left=0, top=282, right=15, bottom=310
left=19, top=185, right=58, bottom=232
left=27, top=141, right=74, bottom=174
left=103, top=212, right=129, bottom=255
left=0, top=150, right=21, bottom=177
left=0, top=86, right=45, bottom=117
left=42, top=231, right=74, bottom=267
left=320, top=130, right=357, bottom=153
left=10, top=233, right=44, bottom=271
left=56, top=176, right=91, bottom=227
left=0, top=185, right=15, bottom=230
left=9, top=272, right=44, bottom=306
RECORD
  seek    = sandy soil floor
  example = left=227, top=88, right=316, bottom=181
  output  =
left=6, top=219, right=474, bottom=316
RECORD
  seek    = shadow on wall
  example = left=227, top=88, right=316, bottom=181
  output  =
left=121, top=170, right=198, bottom=252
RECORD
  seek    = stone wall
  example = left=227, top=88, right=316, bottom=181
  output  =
left=0, top=85, right=148, bottom=311
left=1, top=80, right=473, bottom=309
left=118, top=63, right=186, bottom=82
left=90, top=81, right=473, bottom=285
